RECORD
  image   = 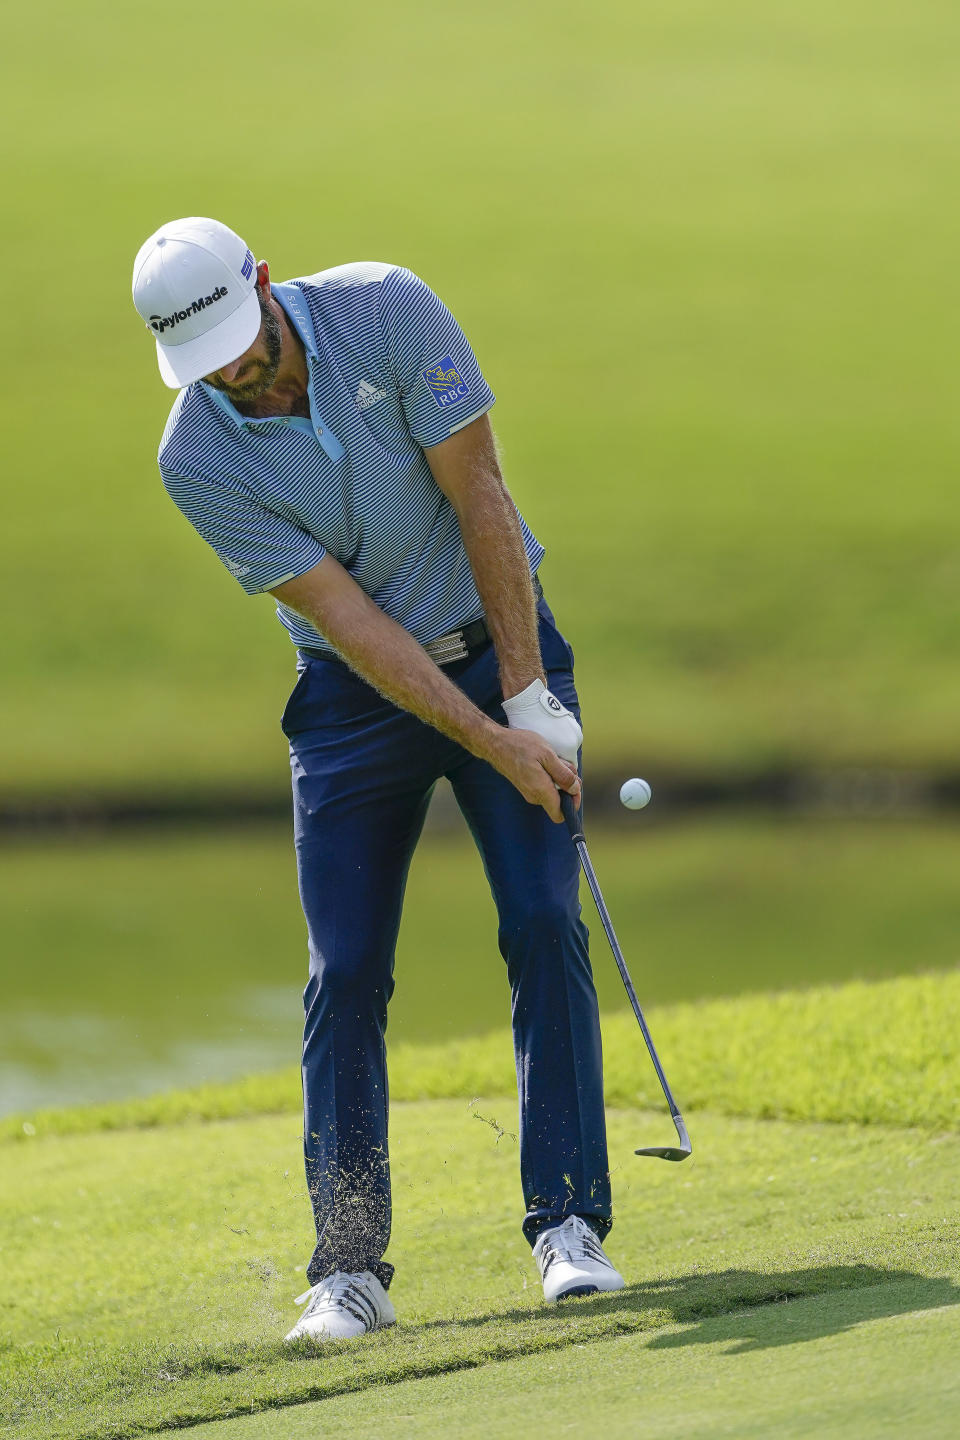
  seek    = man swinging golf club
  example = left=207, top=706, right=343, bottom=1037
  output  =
left=132, top=217, right=625, bottom=1340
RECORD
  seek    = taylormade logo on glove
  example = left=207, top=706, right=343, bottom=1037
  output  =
left=501, top=680, right=583, bottom=764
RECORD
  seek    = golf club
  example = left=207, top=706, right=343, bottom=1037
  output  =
left=560, top=791, right=692, bottom=1162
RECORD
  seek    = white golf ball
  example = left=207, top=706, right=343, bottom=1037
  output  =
left=620, top=777, right=652, bottom=810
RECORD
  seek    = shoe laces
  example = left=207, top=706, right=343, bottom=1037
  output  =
left=294, top=1270, right=367, bottom=1315
left=534, top=1215, right=608, bottom=1271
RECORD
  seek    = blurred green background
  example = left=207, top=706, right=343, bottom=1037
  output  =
left=1, top=0, right=957, bottom=1112
left=4, top=0, right=959, bottom=789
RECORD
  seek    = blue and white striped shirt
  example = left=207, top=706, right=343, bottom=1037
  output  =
left=158, top=263, right=544, bottom=654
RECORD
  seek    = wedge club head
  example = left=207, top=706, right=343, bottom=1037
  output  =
left=635, top=1112, right=692, bottom=1162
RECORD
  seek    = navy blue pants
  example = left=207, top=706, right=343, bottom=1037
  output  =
left=281, top=599, right=611, bottom=1289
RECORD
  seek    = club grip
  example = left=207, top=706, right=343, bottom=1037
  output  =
left=560, top=790, right=584, bottom=842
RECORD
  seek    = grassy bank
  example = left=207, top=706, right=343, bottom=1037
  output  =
left=3, top=818, right=958, bottom=1113
left=5, top=968, right=958, bottom=1146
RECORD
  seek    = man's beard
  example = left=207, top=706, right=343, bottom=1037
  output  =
left=208, top=294, right=283, bottom=402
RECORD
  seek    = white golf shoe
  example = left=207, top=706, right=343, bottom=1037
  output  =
left=284, top=1269, right=396, bottom=1342
left=533, top=1215, right=625, bottom=1304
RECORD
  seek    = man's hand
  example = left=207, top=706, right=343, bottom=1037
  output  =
left=484, top=727, right=581, bottom=823
left=502, top=679, right=583, bottom=764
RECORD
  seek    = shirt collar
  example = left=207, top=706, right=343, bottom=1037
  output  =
left=273, top=282, right=319, bottom=362
left=198, top=281, right=318, bottom=431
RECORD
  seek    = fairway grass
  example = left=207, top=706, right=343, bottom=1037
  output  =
left=2, top=1105, right=958, bottom=1440
left=188, top=1281, right=960, bottom=1440
left=2, top=967, right=958, bottom=1439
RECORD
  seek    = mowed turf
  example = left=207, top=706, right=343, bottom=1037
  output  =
left=3, top=0, right=960, bottom=794
left=186, top=1283, right=960, bottom=1440
left=1, top=971, right=957, bottom=1439
left=2, top=1111, right=957, bottom=1439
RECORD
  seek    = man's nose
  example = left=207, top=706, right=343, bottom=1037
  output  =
left=218, top=354, right=246, bottom=382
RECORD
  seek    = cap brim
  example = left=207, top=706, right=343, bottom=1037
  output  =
left=156, top=287, right=262, bottom=389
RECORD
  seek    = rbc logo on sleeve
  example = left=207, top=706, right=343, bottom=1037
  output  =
left=422, top=357, right=471, bottom=408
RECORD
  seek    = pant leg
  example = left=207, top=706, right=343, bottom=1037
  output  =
left=447, top=604, right=612, bottom=1245
left=283, top=656, right=444, bottom=1288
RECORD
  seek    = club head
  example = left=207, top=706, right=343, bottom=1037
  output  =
left=635, top=1113, right=692, bottom=1162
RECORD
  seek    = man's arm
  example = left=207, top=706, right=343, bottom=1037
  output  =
left=268, top=555, right=580, bottom=820
left=424, top=415, right=542, bottom=701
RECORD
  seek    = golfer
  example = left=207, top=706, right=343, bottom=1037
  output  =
left=132, top=217, right=624, bottom=1340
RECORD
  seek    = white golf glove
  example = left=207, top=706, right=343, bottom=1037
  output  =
left=502, top=679, right=583, bottom=764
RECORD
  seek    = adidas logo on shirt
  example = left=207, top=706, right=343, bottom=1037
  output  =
left=355, top=379, right=388, bottom=411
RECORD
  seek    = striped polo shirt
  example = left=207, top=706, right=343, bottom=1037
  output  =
left=158, top=263, right=544, bottom=654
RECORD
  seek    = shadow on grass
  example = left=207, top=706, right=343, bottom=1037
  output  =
left=399, top=1262, right=960, bottom=1349
left=641, top=1268, right=960, bottom=1353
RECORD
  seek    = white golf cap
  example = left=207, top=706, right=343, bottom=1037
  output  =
left=132, top=217, right=261, bottom=388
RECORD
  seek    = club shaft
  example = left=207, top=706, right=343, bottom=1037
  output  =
left=572, top=832, right=683, bottom=1122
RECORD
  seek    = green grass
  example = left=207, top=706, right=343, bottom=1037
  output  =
left=3, top=0, right=960, bottom=792
left=3, top=819, right=959, bottom=1113
left=183, top=1282, right=960, bottom=1439
left=2, top=968, right=957, bottom=1438
left=2, top=1101, right=958, bottom=1439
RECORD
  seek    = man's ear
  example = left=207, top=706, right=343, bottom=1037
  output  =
left=256, top=260, right=271, bottom=299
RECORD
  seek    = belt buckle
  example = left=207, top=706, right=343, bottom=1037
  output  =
left=427, top=628, right=469, bottom=664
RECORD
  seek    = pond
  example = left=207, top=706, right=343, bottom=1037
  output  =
left=2, top=816, right=957, bottom=1115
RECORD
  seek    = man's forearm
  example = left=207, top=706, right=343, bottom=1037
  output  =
left=454, top=474, right=544, bottom=700
left=275, top=569, right=505, bottom=764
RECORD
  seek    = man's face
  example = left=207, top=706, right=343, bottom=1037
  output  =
left=204, top=287, right=283, bottom=402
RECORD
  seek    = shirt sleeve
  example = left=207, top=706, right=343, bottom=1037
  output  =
left=378, top=267, right=496, bottom=447
left=160, top=465, right=326, bottom=595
